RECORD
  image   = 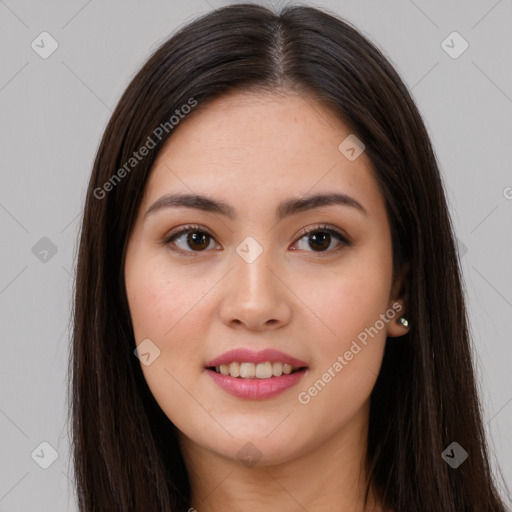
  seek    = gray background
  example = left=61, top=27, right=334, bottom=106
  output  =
left=0, top=0, right=511, bottom=510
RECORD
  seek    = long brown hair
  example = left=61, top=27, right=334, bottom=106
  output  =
left=69, top=3, right=511, bottom=510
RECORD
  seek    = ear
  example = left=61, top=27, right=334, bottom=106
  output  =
left=386, top=262, right=410, bottom=338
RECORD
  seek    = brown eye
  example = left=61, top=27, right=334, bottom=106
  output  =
left=164, top=225, right=220, bottom=255
left=293, top=224, right=350, bottom=254
left=163, top=223, right=350, bottom=258
left=306, top=231, right=332, bottom=251
left=181, top=231, right=211, bottom=251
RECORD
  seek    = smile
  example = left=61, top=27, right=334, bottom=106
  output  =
left=205, top=348, right=309, bottom=399
left=210, top=361, right=303, bottom=379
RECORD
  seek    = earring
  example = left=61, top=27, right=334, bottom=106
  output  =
left=398, top=317, right=409, bottom=328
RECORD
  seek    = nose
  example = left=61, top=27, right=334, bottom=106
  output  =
left=219, top=244, right=292, bottom=332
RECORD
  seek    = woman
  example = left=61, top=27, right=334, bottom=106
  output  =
left=70, top=3, right=511, bottom=511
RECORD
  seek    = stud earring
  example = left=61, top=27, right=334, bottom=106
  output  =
left=398, top=317, right=409, bottom=328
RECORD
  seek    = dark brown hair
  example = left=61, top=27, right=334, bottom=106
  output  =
left=69, top=3, right=511, bottom=511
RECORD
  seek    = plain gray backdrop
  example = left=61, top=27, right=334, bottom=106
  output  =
left=0, top=0, right=511, bottom=510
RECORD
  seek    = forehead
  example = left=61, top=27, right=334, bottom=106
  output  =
left=143, top=90, right=385, bottom=220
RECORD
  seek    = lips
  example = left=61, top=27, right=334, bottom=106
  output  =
left=204, top=348, right=309, bottom=400
left=205, top=348, right=308, bottom=368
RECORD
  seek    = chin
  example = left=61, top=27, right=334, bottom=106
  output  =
left=205, top=427, right=309, bottom=467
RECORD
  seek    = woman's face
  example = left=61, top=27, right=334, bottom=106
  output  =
left=124, top=90, right=407, bottom=466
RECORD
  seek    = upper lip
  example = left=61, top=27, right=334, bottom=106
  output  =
left=205, top=348, right=308, bottom=368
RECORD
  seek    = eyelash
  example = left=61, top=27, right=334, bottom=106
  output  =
left=162, top=223, right=351, bottom=258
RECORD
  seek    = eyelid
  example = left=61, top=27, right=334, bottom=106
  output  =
left=161, top=223, right=219, bottom=257
left=162, top=222, right=351, bottom=256
left=294, top=223, right=351, bottom=246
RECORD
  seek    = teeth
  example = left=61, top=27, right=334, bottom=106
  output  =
left=214, top=361, right=301, bottom=379
left=255, top=361, right=272, bottom=379
left=229, top=362, right=240, bottom=377
left=282, top=363, right=292, bottom=375
left=272, top=362, right=282, bottom=376
left=239, top=362, right=256, bottom=378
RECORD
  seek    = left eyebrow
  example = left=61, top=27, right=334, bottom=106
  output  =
left=144, top=191, right=368, bottom=221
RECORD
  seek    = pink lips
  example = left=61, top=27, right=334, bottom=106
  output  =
left=205, top=348, right=308, bottom=368
left=205, top=348, right=308, bottom=400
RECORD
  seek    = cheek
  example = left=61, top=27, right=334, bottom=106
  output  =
left=125, top=249, right=229, bottom=407
left=126, top=251, right=207, bottom=342
left=294, top=238, right=393, bottom=410
left=296, top=249, right=392, bottom=352
left=125, top=252, right=214, bottom=426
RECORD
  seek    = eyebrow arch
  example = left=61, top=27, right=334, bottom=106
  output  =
left=144, top=191, right=368, bottom=221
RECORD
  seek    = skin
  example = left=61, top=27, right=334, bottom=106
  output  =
left=124, top=89, right=409, bottom=512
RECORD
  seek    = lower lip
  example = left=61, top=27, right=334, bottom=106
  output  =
left=206, top=368, right=308, bottom=400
